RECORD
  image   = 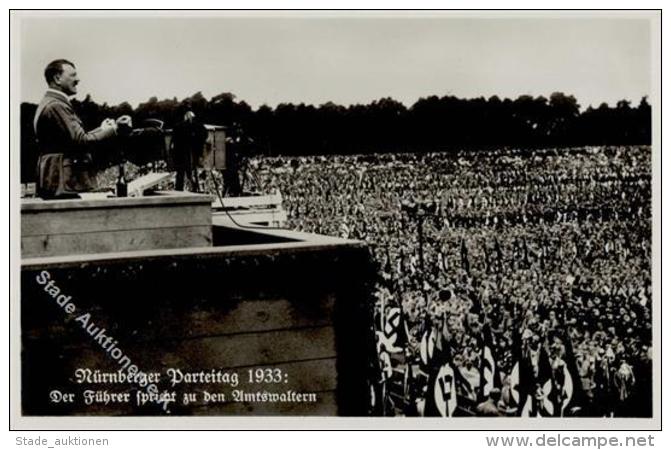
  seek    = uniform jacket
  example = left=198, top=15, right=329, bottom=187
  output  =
left=33, top=89, right=116, bottom=197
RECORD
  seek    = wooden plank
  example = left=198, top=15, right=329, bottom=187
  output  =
left=21, top=191, right=212, bottom=211
left=127, top=172, right=173, bottom=196
left=23, top=296, right=336, bottom=344
left=214, top=209, right=287, bottom=218
left=130, top=326, right=334, bottom=368
left=21, top=225, right=212, bottom=258
left=22, top=204, right=211, bottom=237
left=47, top=326, right=337, bottom=368
left=21, top=235, right=363, bottom=269
left=135, top=296, right=335, bottom=340
left=78, top=193, right=112, bottom=200
left=213, top=210, right=287, bottom=226
left=212, top=193, right=283, bottom=209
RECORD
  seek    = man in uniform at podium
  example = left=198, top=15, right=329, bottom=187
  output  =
left=33, top=59, right=130, bottom=198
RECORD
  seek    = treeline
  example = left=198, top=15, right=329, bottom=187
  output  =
left=20, top=91, right=650, bottom=180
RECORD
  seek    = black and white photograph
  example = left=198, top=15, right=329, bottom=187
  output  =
left=9, top=9, right=661, bottom=431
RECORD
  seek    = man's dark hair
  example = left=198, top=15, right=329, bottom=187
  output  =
left=44, top=59, right=75, bottom=84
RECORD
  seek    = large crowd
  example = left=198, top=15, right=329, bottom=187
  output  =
left=250, top=146, right=653, bottom=417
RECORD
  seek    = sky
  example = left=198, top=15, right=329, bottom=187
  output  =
left=18, top=13, right=653, bottom=110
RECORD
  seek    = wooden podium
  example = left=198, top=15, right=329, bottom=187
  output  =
left=21, top=191, right=213, bottom=258
left=19, top=191, right=376, bottom=419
